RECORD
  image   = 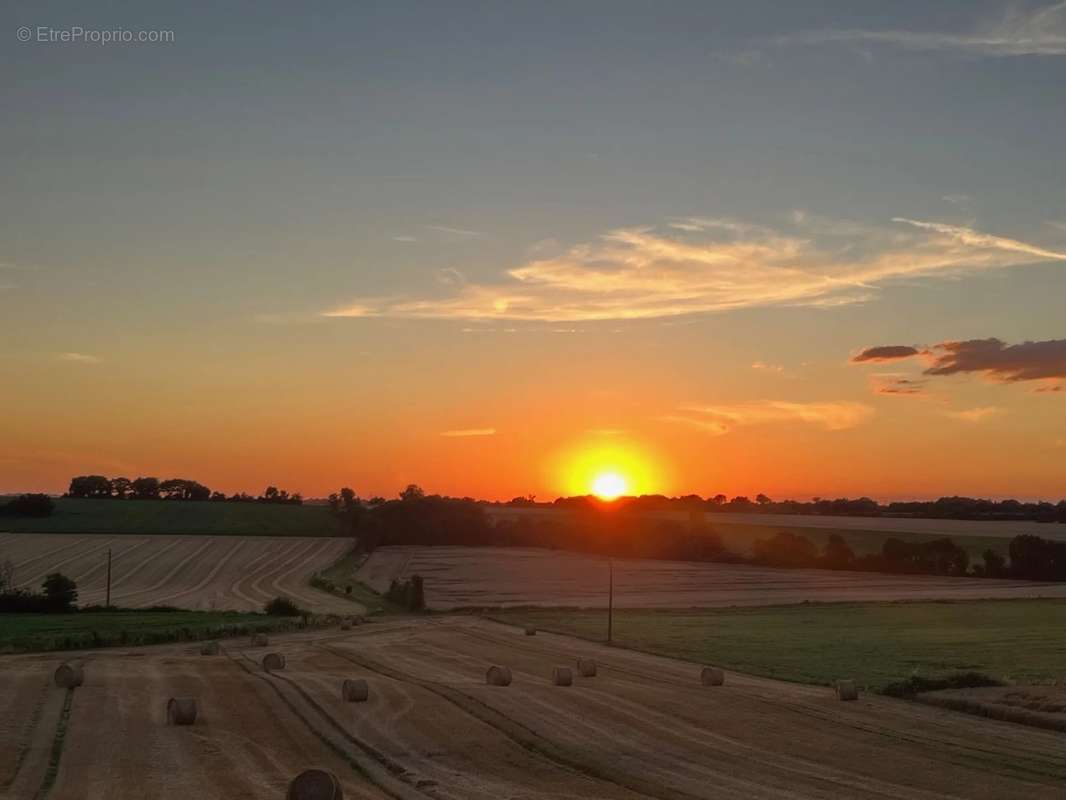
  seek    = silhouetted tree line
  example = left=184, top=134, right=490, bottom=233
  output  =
left=0, top=571, right=78, bottom=613
left=65, top=475, right=302, bottom=505
left=539, top=493, right=1066, bottom=523
left=332, top=485, right=1066, bottom=583
left=1, top=493, right=55, bottom=517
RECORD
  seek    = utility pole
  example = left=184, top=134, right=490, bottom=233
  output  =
left=607, top=557, right=614, bottom=645
left=105, top=548, right=112, bottom=608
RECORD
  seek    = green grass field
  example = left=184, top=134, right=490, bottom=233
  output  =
left=316, top=547, right=404, bottom=615
left=490, top=600, right=1066, bottom=691
left=0, top=610, right=307, bottom=653
left=0, top=498, right=341, bottom=536
left=710, top=520, right=1015, bottom=560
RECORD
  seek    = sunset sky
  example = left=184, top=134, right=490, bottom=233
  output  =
left=4, top=1, right=1066, bottom=500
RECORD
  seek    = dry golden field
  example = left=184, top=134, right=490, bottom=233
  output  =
left=2, top=616, right=1065, bottom=799
left=357, top=545, right=1066, bottom=609
left=0, top=533, right=355, bottom=614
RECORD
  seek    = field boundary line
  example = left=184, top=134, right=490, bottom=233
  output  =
left=318, top=643, right=686, bottom=800
left=221, top=648, right=424, bottom=800
left=30, top=686, right=74, bottom=800
left=0, top=674, right=52, bottom=792
left=475, top=618, right=1066, bottom=782
left=916, top=693, right=1066, bottom=735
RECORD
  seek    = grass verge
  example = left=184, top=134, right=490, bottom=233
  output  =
left=312, top=545, right=407, bottom=616
left=0, top=610, right=325, bottom=654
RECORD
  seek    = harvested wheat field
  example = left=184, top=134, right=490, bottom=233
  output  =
left=357, top=545, right=1066, bottom=609
left=2, top=615, right=1065, bottom=799
left=0, top=534, right=355, bottom=614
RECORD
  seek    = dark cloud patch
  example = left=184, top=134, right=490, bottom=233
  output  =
left=873, top=376, right=928, bottom=396
left=869, top=377, right=929, bottom=398
left=852, top=345, right=920, bottom=363
left=924, top=338, right=1066, bottom=382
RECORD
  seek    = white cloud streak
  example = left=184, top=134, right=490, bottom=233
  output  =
left=773, top=3, right=1066, bottom=57
left=440, top=428, right=496, bottom=437
left=664, top=400, right=874, bottom=436
left=945, top=406, right=1004, bottom=423
left=324, top=215, right=1066, bottom=322
left=59, top=352, right=102, bottom=364
left=426, top=225, right=486, bottom=239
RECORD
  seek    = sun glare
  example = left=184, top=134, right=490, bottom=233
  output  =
left=591, top=471, right=628, bottom=500
left=554, top=439, right=666, bottom=500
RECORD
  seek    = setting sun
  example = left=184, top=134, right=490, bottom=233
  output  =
left=591, top=471, right=628, bottom=500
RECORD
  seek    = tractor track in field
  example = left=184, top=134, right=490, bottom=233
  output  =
left=30, top=687, right=74, bottom=800
left=223, top=648, right=426, bottom=800
left=145, top=538, right=247, bottom=608
left=453, top=622, right=1066, bottom=786
left=349, top=630, right=927, bottom=800
left=0, top=674, right=52, bottom=793
left=317, top=643, right=684, bottom=800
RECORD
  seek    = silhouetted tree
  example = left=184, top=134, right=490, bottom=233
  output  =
left=752, top=531, right=817, bottom=567
left=821, top=533, right=855, bottom=570
left=982, top=548, right=1007, bottom=578
left=131, top=477, right=161, bottom=499
left=41, top=572, right=77, bottom=612
left=2, top=494, right=55, bottom=517
left=399, top=484, right=425, bottom=501
left=67, top=475, right=112, bottom=498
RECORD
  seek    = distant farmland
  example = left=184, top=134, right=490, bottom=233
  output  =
left=487, top=506, right=1064, bottom=558
left=358, top=545, right=1066, bottom=609
left=0, top=498, right=340, bottom=536
left=0, top=533, right=356, bottom=614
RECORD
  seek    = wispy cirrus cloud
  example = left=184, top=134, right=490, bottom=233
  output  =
left=59, top=352, right=102, bottom=364
left=854, top=337, right=1066, bottom=384
left=426, top=225, right=486, bottom=239
left=772, top=2, right=1066, bottom=57
left=751, top=361, right=786, bottom=373
left=323, top=215, right=1066, bottom=323
left=664, top=400, right=874, bottom=436
left=440, top=428, right=496, bottom=437
left=869, top=374, right=930, bottom=397
left=945, top=406, right=1004, bottom=423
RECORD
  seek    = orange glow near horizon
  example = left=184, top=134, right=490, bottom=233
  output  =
left=556, top=440, right=666, bottom=499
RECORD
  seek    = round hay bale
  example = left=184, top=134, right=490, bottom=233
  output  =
left=200, top=641, right=220, bottom=656
left=486, top=665, right=512, bottom=686
left=341, top=679, right=368, bottom=702
left=166, top=697, right=198, bottom=725
left=836, top=679, right=858, bottom=701
left=552, top=666, right=573, bottom=686
left=287, top=768, right=343, bottom=800
left=700, top=667, right=725, bottom=687
left=53, top=663, right=84, bottom=689
left=263, top=652, right=286, bottom=672
left=524, top=627, right=537, bottom=636
left=250, top=632, right=269, bottom=647
left=577, top=658, right=597, bottom=678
